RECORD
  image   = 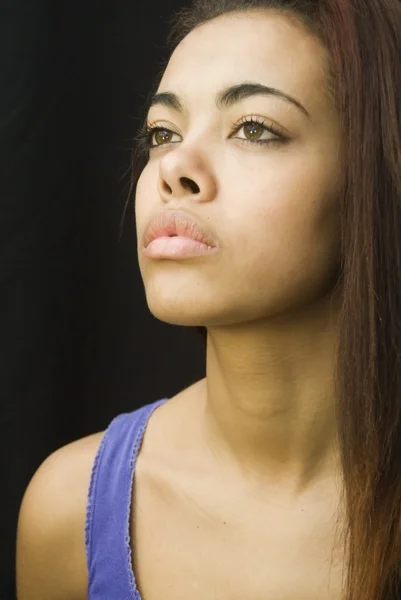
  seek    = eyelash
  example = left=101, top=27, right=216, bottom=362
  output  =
left=135, top=115, right=287, bottom=153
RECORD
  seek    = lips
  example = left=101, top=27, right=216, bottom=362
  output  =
left=143, top=210, right=217, bottom=249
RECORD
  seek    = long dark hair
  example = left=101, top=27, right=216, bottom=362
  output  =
left=128, top=1, right=401, bottom=597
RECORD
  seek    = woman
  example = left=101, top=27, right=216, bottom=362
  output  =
left=16, top=0, right=401, bottom=599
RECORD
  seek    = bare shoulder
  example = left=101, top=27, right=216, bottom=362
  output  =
left=16, top=431, right=104, bottom=600
left=16, top=385, right=205, bottom=600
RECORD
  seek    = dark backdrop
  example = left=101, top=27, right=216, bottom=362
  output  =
left=0, top=1, right=204, bottom=597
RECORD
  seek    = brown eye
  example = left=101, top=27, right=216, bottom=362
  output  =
left=243, top=122, right=264, bottom=141
left=231, top=118, right=284, bottom=146
left=152, top=129, right=173, bottom=146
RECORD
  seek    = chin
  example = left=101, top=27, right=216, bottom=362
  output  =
left=149, top=308, right=205, bottom=327
left=145, top=289, right=213, bottom=327
left=144, top=286, right=260, bottom=328
left=141, top=267, right=217, bottom=326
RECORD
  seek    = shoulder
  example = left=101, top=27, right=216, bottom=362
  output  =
left=16, top=431, right=104, bottom=600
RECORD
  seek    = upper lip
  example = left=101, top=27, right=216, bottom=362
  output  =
left=143, top=210, right=218, bottom=248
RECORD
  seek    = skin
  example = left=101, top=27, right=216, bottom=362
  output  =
left=16, top=10, right=346, bottom=600
left=136, top=8, right=344, bottom=490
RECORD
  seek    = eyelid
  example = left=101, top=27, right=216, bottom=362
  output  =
left=228, top=113, right=288, bottom=136
left=147, top=118, right=179, bottom=131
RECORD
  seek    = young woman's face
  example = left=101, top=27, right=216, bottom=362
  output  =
left=136, top=10, right=344, bottom=327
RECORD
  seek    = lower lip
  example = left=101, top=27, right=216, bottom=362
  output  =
left=143, top=236, right=218, bottom=259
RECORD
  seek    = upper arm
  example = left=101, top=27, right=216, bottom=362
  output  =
left=16, top=433, right=102, bottom=600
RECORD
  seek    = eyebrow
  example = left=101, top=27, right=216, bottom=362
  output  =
left=147, top=81, right=311, bottom=121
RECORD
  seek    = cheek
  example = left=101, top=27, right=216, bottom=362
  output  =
left=224, top=164, right=341, bottom=290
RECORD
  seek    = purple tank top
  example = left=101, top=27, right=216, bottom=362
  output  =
left=85, top=398, right=168, bottom=599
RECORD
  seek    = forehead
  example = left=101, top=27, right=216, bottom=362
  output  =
left=158, top=11, right=331, bottom=113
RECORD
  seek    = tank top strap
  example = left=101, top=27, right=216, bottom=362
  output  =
left=85, top=398, right=168, bottom=599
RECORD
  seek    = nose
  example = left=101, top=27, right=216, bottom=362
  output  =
left=157, top=147, right=217, bottom=204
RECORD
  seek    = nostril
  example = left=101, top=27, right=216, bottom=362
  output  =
left=180, top=177, right=200, bottom=194
left=162, top=180, right=173, bottom=194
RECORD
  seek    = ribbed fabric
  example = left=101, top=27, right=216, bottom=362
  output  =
left=85, top=398, right=168, bottom=599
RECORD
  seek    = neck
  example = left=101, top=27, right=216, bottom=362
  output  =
left=202, top=293, right=342, bottom=495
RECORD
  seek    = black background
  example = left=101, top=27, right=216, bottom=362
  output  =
left=1, top=1, right=205, bottom=597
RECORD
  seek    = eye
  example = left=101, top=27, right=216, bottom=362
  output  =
left=230, top=116, right=286, bottom=146
left=238, top=121, right=266, bottom=141
left=148, top=127, right=181, bottom=148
